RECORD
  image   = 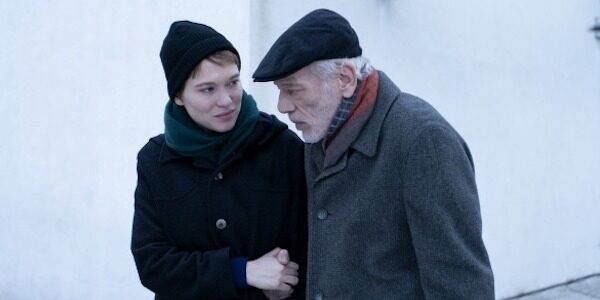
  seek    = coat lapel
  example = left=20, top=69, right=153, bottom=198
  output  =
left=307, top=71, right=400, bottom=183
left=351, top=71, right=399, bottom=158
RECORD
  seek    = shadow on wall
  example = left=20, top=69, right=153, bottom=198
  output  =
left=502, top=273, right=600, bottom=299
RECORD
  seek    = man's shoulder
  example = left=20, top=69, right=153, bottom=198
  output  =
left=376, top=71, right=446, bottom=129
left=374, top=83, right=460, bottom=154
left=382, top=91, right=448, bottom=135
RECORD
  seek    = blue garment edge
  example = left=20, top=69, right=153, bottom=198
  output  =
left=230, top=257, right=248, bottom=288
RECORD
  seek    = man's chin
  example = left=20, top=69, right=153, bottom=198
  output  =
left=301, top=131, right=325, bottom=144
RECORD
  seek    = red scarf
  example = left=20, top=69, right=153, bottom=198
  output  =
left=323, top=70, right=379, bottom=168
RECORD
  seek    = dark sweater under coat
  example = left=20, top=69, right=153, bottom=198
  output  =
left=131, top=113, right=307, bottom=300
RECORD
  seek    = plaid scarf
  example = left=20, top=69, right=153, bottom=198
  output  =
left=323, top=70, right=379, bottom=168
left=325, top=87, right=359, bottom=139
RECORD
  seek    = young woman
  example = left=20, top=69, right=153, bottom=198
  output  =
left=131, top=21, right=306, bottom=300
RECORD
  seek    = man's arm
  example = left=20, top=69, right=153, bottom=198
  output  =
left=402, top=125, right=495, bottom=299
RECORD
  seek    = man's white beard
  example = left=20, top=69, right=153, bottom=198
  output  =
left=300, top=83, right=340, bottom=143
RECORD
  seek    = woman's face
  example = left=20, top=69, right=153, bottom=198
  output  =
left=174, top=59, right=242, bottom=133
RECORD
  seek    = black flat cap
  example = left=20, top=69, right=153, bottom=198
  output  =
left=253, top=9, right=362, bottom=82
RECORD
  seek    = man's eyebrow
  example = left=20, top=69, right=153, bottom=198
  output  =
left=275, top=79, right=299, bottom=86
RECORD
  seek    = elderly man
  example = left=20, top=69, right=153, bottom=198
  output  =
left=253, top=8, right=494, bottom=300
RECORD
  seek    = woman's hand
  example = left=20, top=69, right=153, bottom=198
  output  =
left=247, top=248, right=299, bottom=298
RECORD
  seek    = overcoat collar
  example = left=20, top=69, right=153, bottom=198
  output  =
left=348, top=71, right=399, bottom=157
left=158, top=141, right=215, bottom=169
left=308, top=71, right=400, bottom=178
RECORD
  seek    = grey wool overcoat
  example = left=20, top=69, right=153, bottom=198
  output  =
left=304, top=71, right=494, bottom=299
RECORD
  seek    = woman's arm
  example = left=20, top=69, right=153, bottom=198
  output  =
left=131, top=162, right=240, bottom=298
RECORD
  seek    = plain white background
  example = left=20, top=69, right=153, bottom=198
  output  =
left=1, top=1, right=599, bottom=299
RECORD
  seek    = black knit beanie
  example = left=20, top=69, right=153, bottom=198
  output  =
left=160, top=21, right=240, bottom=100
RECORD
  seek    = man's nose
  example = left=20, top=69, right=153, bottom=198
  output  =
left=277, top=94, right=294, bottom=114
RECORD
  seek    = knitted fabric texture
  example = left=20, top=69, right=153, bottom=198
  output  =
left=160, top=21, right=240, bottom=100
left=163, top=91, right=259, bottom=163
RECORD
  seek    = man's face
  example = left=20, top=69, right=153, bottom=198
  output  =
left=274, top=66, right=342, bottom=143
left=174, top=59, right=242, bottom=133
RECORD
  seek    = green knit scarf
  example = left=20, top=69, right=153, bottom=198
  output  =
left=164, top=91, right=259, bottom=163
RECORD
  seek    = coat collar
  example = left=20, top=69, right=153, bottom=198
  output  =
left=348, top=71, right=400, bottom=158
left=157, top=139, right=216, bottom=168
left=351, top=71, right=400, bottom=157
left=158, top=138, right=185, bottom=163
left=308, top=71, right=401, bottom=179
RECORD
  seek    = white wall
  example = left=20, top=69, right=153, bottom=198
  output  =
left=0, top=1, right=250, bottom=299
left=1, top=0, right=598, bottom=299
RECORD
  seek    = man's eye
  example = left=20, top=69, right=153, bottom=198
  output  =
left=227, top=80, right=239, bottom=87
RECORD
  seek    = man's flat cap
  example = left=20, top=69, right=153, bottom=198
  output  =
left=253, top=9, right=362, bottom=82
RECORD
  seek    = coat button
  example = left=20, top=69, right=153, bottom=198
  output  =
left=314, top=292, right=324, bottom=300
left=214, top=172, right=223, bottom=181
left=317, top=209, right=328, bottom=220
left=215, top=218, right=227, bottom=230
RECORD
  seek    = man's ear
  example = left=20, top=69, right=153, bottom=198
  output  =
left=339, top=63, right=358, bottom=98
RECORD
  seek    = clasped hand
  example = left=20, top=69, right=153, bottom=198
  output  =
left=246, top=247, right=299, bottom=299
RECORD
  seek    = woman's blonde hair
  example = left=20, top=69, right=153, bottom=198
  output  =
left=189, top=50, right=241, bottom=79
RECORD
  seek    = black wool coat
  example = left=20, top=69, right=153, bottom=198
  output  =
left=131, top=113, right=307, bottom=300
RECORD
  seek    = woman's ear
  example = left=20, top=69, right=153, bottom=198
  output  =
left=339, top=63, right=358, bottom=98
left=174, top=96, right=184, bottom=106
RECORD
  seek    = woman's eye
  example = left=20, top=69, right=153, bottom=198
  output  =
left=199, top=87, right=214, bottom=94
left=227, top=80, right=239, bottom=87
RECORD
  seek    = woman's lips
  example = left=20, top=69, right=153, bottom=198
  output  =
left=215, top=110, right=234, bottom=119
